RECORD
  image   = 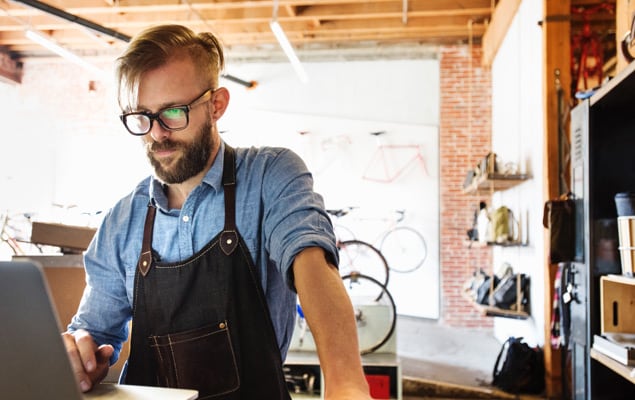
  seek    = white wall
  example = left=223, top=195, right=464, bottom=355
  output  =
left=0, top=57, right=442, bottom=319
left=222, top=60, right=441, bottom=318
left=491, top=1, right=546, bottom=346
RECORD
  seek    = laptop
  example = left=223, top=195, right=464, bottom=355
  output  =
left=0, top=260, right=197, bottom=400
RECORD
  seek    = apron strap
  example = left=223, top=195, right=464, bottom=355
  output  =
left=220, top=144, right=239, bottom=255
left=138, top=203, right=157, bottom=276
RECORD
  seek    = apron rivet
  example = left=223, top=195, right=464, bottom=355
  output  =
left=226, top=239, right=233, bottom=245
left=219, top=322, right=226, bottom=329
left=142, top=261, right=148, bottom=267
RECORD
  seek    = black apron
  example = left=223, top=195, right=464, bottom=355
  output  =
left=124, top=145, right=291, bottom=400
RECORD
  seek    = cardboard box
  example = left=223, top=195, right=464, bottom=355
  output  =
left=31, top=221, right=96, bottom=252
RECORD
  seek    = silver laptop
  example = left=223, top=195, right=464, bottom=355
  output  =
left=0, top=260, right=197, bottom=400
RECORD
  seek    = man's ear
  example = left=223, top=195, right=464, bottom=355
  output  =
left=210, top=87, right=230, bottom=121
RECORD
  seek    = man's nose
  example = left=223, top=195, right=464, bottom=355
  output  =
left=149, top=121, right=171, bottom=142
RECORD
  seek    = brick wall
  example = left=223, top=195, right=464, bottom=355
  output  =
left=439, top=44, right=493, bottom=328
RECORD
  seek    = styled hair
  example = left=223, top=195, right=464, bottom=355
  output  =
left=115, top=24, right=225, bottom=111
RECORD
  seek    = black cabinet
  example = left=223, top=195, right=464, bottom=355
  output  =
left=569, top=61, right=635, bottom=399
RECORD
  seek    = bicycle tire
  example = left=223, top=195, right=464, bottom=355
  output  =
left=337, top=239, right=389, bottom=289
left=341, top=272, right=396, bottom=355
left=379, top=226, right=427, bottom=273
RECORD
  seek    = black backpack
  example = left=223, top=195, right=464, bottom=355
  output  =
left=492, top=337, right=545, bottom=394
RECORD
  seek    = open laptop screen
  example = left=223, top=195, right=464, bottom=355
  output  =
left=0, top=260, right=84, bottom=400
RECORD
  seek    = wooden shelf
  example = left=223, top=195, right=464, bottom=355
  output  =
left=591, top=348, right=635, bottom=385
left=464, top=240, right=528, bottom=248
left=461, top=289, right=530, bottom=320
left=462, top=173, right=529, bottom=194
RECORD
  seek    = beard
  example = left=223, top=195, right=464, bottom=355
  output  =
left=146, top=119, right=213, bottom=184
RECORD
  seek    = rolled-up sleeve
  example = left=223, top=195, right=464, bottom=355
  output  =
left=260, top=148, right=338, bottom=290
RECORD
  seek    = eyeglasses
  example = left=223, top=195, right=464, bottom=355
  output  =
left=120, top=88, right=213, bottom=136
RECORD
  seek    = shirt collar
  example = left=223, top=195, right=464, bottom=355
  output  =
left=148, top=140, right=225, bottom=211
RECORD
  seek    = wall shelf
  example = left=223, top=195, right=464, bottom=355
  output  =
left=462, top=173, right=529, bottom=194
left=461, top=288, right=530, bottom=320
left=464, top=240, right=528, bottom=248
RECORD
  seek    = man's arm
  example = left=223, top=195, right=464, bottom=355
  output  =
left=293, top=247, right=371, bottom=399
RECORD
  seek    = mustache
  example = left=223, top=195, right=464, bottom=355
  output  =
left=147, top=140, right=181, bottom=153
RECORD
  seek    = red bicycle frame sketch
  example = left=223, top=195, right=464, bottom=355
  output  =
left=362, top=143, right=428, bottom=183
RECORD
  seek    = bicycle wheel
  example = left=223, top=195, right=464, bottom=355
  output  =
left=342, top=272, right=396, bottom=355
left=333, top=223, right=355, bottom=242
left=337, top=239, right=389, bottom=289
left=379, top=226, right=427, bottom=273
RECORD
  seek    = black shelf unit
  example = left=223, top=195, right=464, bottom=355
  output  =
left=569, top=59, right=635, bottom=399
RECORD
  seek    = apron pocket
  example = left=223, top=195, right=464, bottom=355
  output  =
left=149, top=321, right=240, bottom=398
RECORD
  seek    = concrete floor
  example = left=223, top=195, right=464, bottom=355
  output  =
left=396, top=315, right=499, bottom=387
left=396, top=316, right=548, bottom=399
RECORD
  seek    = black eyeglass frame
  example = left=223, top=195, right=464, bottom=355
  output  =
left=120, top=88, right=213, bottom=136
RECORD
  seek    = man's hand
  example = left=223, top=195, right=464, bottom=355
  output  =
left=61, top=329, right=114, bottom=392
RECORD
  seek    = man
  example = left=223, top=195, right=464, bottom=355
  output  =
left=62, top=24, right=371, bottom=399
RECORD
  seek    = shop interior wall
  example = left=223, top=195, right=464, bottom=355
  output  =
left=490, top=0, right=546, bottom=346
left=0, top=56, right=445, bottom=320
left=1, top=43, right=505, bottom=328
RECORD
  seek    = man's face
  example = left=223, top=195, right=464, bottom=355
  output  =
left=136, top=56, right=215, bottom=184
left=146, top=117, right=213, bottom=184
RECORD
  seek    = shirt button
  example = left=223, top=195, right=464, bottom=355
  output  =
left=182, top=215, right=190, bottom=222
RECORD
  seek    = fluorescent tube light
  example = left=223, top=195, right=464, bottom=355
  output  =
left=25, top=29, right=108, bottom=80
left=270, top=20, right=308, bottom=84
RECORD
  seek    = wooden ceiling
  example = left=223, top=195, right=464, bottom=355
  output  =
left=0, top=0, right=618, bottom=61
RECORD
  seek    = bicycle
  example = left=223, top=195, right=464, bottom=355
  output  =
left=328, top=207, right=428, bottom=274
left=0, top=211, right=43, bottom=258
left=327, top=208, right=390, bottom=290
left=377, top=210, right=428, bottom=273
left=342, top=272, right=396, bottom=355
left=362, top=131, right=429, bottom=183
left=294, top=272, right=396, bottom=356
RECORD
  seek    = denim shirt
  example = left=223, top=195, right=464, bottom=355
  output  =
left=68, top=142, right=337, bottom=364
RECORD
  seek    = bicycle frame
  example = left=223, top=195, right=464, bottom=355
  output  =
left=362, top=144, right=428, bottom=183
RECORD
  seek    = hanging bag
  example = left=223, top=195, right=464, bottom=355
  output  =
left=542, top=193, right=575, bottom=263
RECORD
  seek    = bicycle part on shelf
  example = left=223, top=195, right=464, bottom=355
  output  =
left=379, top=226, right=427, bottom=273
left=295, top=302, right=309, bottom=347
left=337, top=239, right=389, bottom=291
left=621, top=13, right=635, bottom=63
left=342, top=272, right=396, bottom=355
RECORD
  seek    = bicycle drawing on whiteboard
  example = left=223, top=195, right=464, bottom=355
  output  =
left=362, top=131, right=429, bottom=183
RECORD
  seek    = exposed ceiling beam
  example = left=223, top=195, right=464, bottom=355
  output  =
left=481, top=0, right=521, bottom=68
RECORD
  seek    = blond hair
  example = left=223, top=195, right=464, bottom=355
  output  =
left=115, top=24, right=224, bottom=111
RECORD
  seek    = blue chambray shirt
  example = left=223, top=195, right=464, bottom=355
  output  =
left=68, top=141, right=338, bottom=364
